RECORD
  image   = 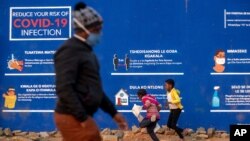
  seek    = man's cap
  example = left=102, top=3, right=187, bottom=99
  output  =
left=73, top=2, right=103, bottom=30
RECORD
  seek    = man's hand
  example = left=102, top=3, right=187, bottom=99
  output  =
left=113, top=113, right=128, bottom=130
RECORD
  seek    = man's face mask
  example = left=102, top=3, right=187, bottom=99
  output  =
left=215, top=57, right=225, bottom=65
left=73, top=18, right=102, bottom=47
left=86, top=32, right=102, bottom=47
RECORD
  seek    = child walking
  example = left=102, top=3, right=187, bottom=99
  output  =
left=137, top=89, right=162, bottom=141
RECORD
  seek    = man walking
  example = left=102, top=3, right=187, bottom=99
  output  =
left=54, top=2, right=128, bottom=141
left=165, top=79, right=186, bottom=141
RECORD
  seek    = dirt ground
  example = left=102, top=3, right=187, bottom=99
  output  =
left=1, top=134, right=229, bottom=141
left=123, top=133, right=229, bottom=141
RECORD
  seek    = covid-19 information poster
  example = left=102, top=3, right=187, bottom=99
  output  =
left=1, top=5, right=71, bottom=130
left=0, top=0, right=250, bottom=131
left=10, top=7, right=71, bottom=40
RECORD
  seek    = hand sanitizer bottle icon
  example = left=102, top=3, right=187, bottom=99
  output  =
left=212, top=86, right=220, bottom=108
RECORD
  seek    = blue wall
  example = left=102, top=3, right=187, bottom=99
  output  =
left=1, top=0, right=250, bottom=131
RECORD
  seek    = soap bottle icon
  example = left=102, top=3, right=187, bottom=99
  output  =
left=212, top=86, right=220, bottom=108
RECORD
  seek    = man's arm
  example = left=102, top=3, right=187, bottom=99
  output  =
left=54, top=46, right=88, bottom=122
left=100, top=93, right=118, bottom=117
left=100, top=93, right=128, bottom=130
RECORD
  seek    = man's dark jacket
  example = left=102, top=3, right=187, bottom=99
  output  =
left=54, top=37, right=117, bottom=122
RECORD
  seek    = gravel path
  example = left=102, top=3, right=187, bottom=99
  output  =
left=0, top=135, right=229, bottom=141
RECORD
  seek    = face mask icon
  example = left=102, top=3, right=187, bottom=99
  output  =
left=213, top=50, right=226, bottom=73
left=215, top=57, right=225, bottom=65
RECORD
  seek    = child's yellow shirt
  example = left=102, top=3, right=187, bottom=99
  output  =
left=170, top=88, right=183, bottom=109
left=4, top=95, right=17, bottom=109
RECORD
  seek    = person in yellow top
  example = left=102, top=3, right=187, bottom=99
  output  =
left=2, top=88, right=17, bottom=109
left=165, top=79, right=186, bottom=141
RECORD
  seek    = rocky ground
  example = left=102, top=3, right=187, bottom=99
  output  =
left=0, top=126, right=230, bottom=141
